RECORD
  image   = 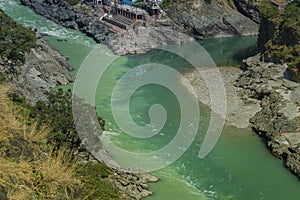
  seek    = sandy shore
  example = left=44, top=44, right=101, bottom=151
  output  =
left=181, top=66, right=261, bottom=128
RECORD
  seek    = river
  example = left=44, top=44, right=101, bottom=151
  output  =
left=1, top=1, right=300, bottom=199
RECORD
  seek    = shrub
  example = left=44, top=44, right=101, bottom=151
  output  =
left=0, top=9, right=37, bottom=67
left=259, top=0, right=300, bottom=79
left=65, top=0, right=82, bottom=6
left=259, top=0, right=282, bottom=20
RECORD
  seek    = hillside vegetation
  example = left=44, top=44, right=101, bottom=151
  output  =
left=0, top=9, right=36, bottom=68
left=259, top=0, right=300, bottom=80
left=65, top=0, right=81, bottom=6
left=0, top=85, right=119, bottom=200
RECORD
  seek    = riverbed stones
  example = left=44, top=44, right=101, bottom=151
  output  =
left=112, top=170, right=159, bottom=200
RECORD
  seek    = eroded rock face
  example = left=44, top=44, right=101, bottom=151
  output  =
left=166, top=0, right=259, bottom=39
left=233, top=0, right=260, bottom=23
left=1, top=39, right=73, bottom=104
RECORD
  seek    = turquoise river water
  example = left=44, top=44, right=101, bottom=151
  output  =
left=1, top=1, right=300, bottom=199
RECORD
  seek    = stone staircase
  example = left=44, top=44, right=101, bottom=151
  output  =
left=113, top=15, right=133, bottom=26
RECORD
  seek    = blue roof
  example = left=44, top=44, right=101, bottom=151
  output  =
left=122, top=0, right=137, bottom=5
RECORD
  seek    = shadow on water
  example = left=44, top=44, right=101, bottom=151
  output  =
left=232, top=43, right=258, bottom=63
left=198, top=36, right=258, bottom=67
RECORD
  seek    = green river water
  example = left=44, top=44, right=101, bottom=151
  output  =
left=1, top=1, right=300, bottom=199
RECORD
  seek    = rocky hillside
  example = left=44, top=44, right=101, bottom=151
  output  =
left=165, top=0, right=259, bottom=39
left=0, top=9, right=73, bottom=104
left=258, top=0, right=300, bottom=82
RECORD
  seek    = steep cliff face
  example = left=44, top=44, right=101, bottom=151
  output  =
left=233, top=0, right=260, bottom=23
left=15, top=39, right=73, bottom=103
left=165, top=0, right=259, bottom=39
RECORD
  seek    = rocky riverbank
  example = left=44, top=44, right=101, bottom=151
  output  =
left=21, top=0, right=113, bottom=42
left=236, top=55, right=300, bottom=177
left=182, top=54, right=300, bottom=177
left=112, top=170, right=159, bottom=200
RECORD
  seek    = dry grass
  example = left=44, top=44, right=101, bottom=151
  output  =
left=0, top=85, right=81, bottom=199
left=0, top=150, right=80, bottom=200
left=22, top=122, right=50, bottom=146
left=0, top=158, right=34, bottom=198
left=35, top=148, right=81, bottom=199
left=0, top=85, right=21, bottom=143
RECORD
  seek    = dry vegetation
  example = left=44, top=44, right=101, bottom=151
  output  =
left=0, top=85, right=80, bottom=199
left=0, top=84, right=120, bottom=200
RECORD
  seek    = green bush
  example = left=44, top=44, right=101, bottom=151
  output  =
left=0, top=9, right=37, bottom=67
left=259, top=0, right=300, bottom=78
left=161, top=0, right=170, bottom=9
left=77, top=163, right=120, bottom=200
left=0, top=72, right=6, bottom=84
left=29, top=89, right=105, bottom=150
left=65, top=0, right=81, bottom=6
left=11, top=88, right=105, bottom=152
left=283, top=1, right=300, bottom=29
left=259, top=0, right=282, bottom=20
left=133, top=0, right=147, bottom=9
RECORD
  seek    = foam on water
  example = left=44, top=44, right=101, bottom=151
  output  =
left=0, top=0, right=95, bottom=48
